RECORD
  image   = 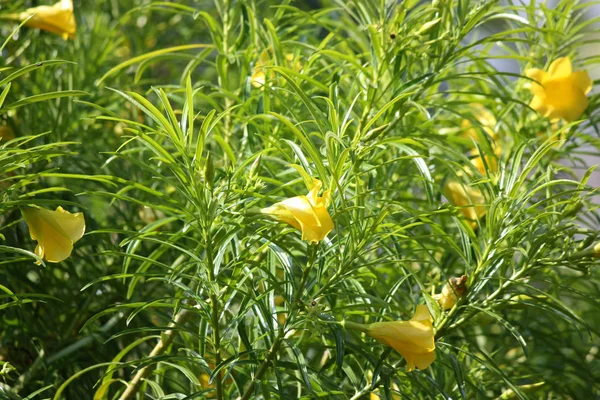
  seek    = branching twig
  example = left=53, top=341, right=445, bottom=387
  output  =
left=118, top=309, right=191, bottom=400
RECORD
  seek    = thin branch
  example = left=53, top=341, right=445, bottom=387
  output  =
left=118, top=309, right=191, bottom=400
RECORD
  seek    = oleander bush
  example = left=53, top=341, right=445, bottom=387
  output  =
left=1, top=0, right=600, bottom=399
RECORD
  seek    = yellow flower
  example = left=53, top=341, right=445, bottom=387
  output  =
left=470, top=143, right=502, bottom=175
left=262, top=179, right=333, bottom=243
left=366, top=305, right=436, bottom=372
left=22, top=206, right=85, bottom=263
left=434, top=275, right=467, bottom=310
left=460, top=104, right=496, bottom=142
left=251, top=52, right=302, bottom=88
left=251, top=52, right=269, bottom=88
left=525, top=57, right=593, bottom=122
left=443, top=181, right=487, bottom=226
left=461, top=105, right=501, bottom=174
left=0, top=125, right=15, bottom=142
left=7, top=0, right=76, bottom=40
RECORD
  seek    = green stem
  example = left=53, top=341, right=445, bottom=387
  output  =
left=239, top=244, right=318, bottom=399
left=118, top=309, right=191, bottom=400
left=206, top=228, right=224, bottom=400
left=344, top=321, right=370, bottom=333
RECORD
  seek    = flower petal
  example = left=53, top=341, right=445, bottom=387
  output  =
left=548, top=57, right=572, bottom=79
left=261, top=203, right=303, bottom=231
left=19, top=0, right=76, bottom=40
left=50, top=206, right=86, bottom=243
left=525, top=68, right=547, bottom=97
left=263, top=178, right=334, bottom=242
left=22, top=206, right=85, bottom=263
left=443, top=181, right=487, bottom=223
left=561, top=94, right=589, bottom=122
left=529, top=95, right=548, bottom=115
left=525, top=68, right=547, bottom=83
left=306, top=179, right=323, bottom=204
left=571, top=70, right=593, bottom=95
left=404, top=350, right=436, bottom=372
left=410, top=304, right=433, bottom=323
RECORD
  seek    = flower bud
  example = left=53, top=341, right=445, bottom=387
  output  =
left=436, top=275, right=467, bottom=310
left=204, top=152, right=215, bottom=190
left=593, top=242, right=600, bottom=258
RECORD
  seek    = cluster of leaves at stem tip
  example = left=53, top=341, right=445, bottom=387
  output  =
left=1, top=0, right=600, bottom=399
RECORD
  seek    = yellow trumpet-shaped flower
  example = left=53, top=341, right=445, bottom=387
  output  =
left=470, top=143, right=502, bottom=175
left=366, top=305, right=436, bottom=371
left=262, top=179, right=333, bottom=243
left=434, top=275, right=467, bottom=310
left=6, top=0, right=76, bottom=40
left=251, top=52, right=303, bottom=88
left=461, top=105, right=501, bottom=174
left=525, top=57, right=593, bottom=122
left=22, top=206, right=85, bottom=263
left=251, top=52, right=269, bottom=88
left=461, top=104, right=496, bottom=142
left=443, top=181, right=487, bottom=226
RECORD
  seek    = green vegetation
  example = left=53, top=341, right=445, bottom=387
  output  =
left=1, top=0, right=599, bottom=399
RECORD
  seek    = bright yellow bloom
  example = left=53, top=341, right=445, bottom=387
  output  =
left=22, top=206, right=85, bottom=263
left=251, top=52, right=269, bottom=88
left=7, top=0, right=76, bottom=40
left=251, top=52, right=302, bottom=88
left=0, top=126, right=15, bottom=142
left=470, top=143, right=502, bottom=175
left=262, top=179, right=333, bottom=243
left=434, top=275, right=467, bottom=310
left=461, top=105, right=501, bottom=174
left=461, top=104, right=496, bottom=142
left=366, top=305, right=436, bottom=372
left=443, top=181, right=487, bottom=226
left=525, top=57, right=592, bottom=122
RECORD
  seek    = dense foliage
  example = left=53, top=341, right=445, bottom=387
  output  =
left=1, top=0, right=599, bottom=399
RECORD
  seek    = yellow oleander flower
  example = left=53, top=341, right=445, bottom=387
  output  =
left=366, top=305, right=436, bottom=372
left=7, top=0, right=76, bottom=40
left=252, top=52, right=302, bottom=88
left=251, top=52, right=268, bottom=88
left=0, top=126, right=15, bottom=142
left=471, top=143, right=502, bottom=175
left=434, top=275, right=467, bottom=310
left=443, top=181, right=487, bottom=227
left=525, top=57, right=592, bottom=122
left=262, top=179, right=333, bottom=243
left=461, top=105, right=501, bottom=174
left=22, top=206, right=85, bottom=263
left=461, top=104, right=496, bottom=142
